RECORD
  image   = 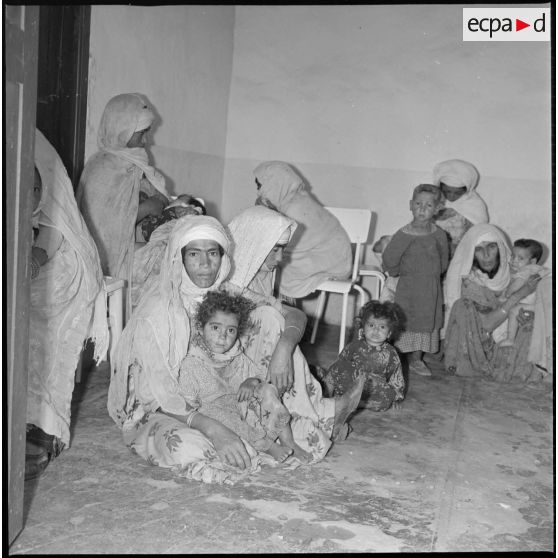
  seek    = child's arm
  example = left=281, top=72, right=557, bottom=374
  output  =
left=438, top=229, right=450, bottom=274
left=381, top=230, right=409, bottom=278
left=504, top=277, right=526, bottom=298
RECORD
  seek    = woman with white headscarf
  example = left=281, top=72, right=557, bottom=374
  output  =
left=432, top=159, right=489, bottom=256
left=443, top=224, right=550, bottom=383
left=26, top=130, right=109, bottom=479
left=76, top=93, right=169, bottom=309
left=227, top=206, right=364, bottom=448
left=254, top=161, right=352, bottom=299
left=108, top=216, right=265, bottom=484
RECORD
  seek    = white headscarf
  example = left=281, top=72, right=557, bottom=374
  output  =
left=444, top=223, right=511, bottom=317
left=433, top=159, right=489, bottom=225
left=108, top=216, right=231, bottom=426
left=97, top=92, right=167, bottom=195
left=254, top=161, right=305, bottom=210
left=227, top=206, right=297, bottom=293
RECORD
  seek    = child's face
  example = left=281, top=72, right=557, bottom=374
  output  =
left=510, top=247, right=536, bottom=273
left=409, top=192, right=439, bottom=224
left=202, top=311, right=239, bottom=354
left=362, top=316, right=391, bottom=347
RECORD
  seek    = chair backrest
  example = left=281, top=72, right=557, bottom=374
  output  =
left=325, top=206, right=372, bottom=282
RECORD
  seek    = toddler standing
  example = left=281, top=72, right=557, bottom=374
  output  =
left=382, top=184, right=449, bottom=377
left=178, top=290, right=312, bottom=464
left=500, top=238, right=549, bottom=347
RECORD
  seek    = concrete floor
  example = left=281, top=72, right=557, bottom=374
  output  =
left=10, top=324, right=555, bottom=554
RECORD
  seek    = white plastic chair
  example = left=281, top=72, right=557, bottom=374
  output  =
left=104, top=276, right=127, bottom=367
left=358, top=264, right=386, bottom=300
left=309, top=207, right=372, bottom=353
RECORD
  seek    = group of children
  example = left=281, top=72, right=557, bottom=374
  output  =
left=372, top=184, right=547, bottom=373
left=175, top=179, right=546, bottom=465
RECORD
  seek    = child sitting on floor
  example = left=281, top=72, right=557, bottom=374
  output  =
left=178, top=290, right=312, bottom=464
left=137, top=193, right=206, bottom=242
left=500, top=238, right=549, bottom=347
left=320, top=300, right=406, bottom=440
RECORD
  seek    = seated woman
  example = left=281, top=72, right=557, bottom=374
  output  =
left=108, top=216, right=259, bottom=484
left=26, top=130, right=109, bottom=480
left=254, top=161, right=352, bottom=300
left=443, top=223, right=551, bottom=383
left=76, top=93, right=170, bottom=305
left=432, top=159, right=489, bottom=257
left=108, top=213, right=361, bottom=484
left=226, top=205, right=363, bottom=444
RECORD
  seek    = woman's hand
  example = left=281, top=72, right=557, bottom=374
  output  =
left=237, top=378, right=261, bottom=402
left=209, top=422, right=252, bottom=470
left=267, top=339, right=294, bottom=397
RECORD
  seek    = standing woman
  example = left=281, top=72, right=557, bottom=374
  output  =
left=254, top=161, right=352, bottom=300
left=26, top=130, right=109, bottom=479
left=76, top=93, right=169, bottom=309
left=432, top=159, right=489, bottom=257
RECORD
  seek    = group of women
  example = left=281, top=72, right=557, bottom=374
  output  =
left=25, top=92, right=551, bottom=483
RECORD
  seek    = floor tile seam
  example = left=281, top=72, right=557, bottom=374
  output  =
left=429, top=378, right=471, bottom=552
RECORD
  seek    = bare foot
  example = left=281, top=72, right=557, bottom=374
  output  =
left=276, top=426, right=313, bottom=463
left=264, top=441, right=293, bottom=463
left=332, top=373, right=365, bottom=440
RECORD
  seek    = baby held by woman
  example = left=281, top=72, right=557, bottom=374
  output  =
left=500, top=238, right=549, bottom=347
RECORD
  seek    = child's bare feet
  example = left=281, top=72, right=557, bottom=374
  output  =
left=332, top=373, right=365, bottom=441
left=499, top=338, right=515, bottom=347
left=277, top=428, right=313, bottom=463
left=264, top=441, right=293, bottom=463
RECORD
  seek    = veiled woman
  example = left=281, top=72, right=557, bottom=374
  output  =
left=254, top=161, right=352, bottom=300
left=26, top=130, right=109, bottom=479
left=226, top=205, right=364, bottom=447
left=76, top=93, right=169, bottom=311
left=432, top=159, right=489, bottom=256
left=443, top=224, right=551, bottom=383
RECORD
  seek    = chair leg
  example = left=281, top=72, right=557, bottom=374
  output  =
left=310, top=291, right=327, bottom=344
left=339, top=293, right=349, bottom=353
left=353, top=284, right=368, bottom=308
left=108, top=290, right=124, bottom=366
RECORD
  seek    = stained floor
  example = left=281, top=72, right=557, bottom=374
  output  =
left=10, top=324, right=555, bottom=554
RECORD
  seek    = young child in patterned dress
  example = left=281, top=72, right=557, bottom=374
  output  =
left=178, top=290, right=312, bottom=463
left=320, top=300, right=406, bottom=439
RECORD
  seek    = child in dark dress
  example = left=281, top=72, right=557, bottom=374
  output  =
left=323, top=298, right=405, bottom=406
left=382, top=184, right=449, bottom=377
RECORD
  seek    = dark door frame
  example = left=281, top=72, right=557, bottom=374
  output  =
left=36, top=5, right=91, bottom=187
